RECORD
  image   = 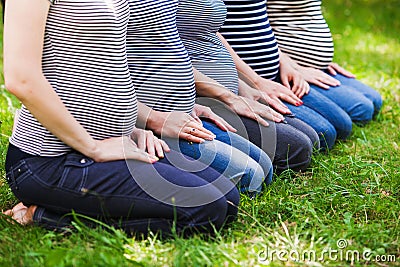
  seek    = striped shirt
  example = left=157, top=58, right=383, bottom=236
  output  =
left=177, top=0, right=239, bottom=94
left=126, top=0, right=195, bottom=113
left=219, top=0, right=280, bottom=80
left=10, top=0, right=137, bottom=156
left=267, top=0, right=334, bottom=69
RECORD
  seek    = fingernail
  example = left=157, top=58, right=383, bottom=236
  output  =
left=295, top=102, right=302, bottom=107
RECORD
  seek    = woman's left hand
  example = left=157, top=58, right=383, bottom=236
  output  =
left=130, top=128, right=170, bottom=158
left=192, top=104, right=237, bottom=132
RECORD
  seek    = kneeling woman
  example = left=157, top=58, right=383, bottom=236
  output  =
left=3, top=0, right=239, bottom=237
left=126, top=0, right=273, bottom=191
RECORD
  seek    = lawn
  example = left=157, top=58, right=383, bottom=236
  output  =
left=0, top=1, right=399, bottom=266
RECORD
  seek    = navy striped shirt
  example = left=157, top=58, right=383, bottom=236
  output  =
left=219, top=0, right=280, bottom=80
left=11, top=0, right=138, bottom=156
left=126, top=0, right=196, bottom=113
left=177, top=0, right=239, bottom=94
left=267, top=0, right=334, bottom=69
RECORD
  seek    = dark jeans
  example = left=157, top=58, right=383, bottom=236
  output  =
left=5, top=144, right=239, bottom=238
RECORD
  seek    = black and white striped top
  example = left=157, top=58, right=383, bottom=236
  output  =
left=126, top=0, right=195, bottom=113
left=219, top=0, right=280, bottom=80
left=10, top=0, right=138, bottom=156
left=177, top=0, right=239, bottom=94
left=267, top=0, right=334, bottom=69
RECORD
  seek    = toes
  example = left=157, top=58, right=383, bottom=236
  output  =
left=3, top=209, right=13, bottom=216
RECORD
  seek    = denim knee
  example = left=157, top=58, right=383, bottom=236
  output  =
left=329, top=73, right=383, bottom=118
left=349, top=98, right=375, bottom=124
left=284, top=117, right=320, bottom=150
left=331, top=113, right=352, bottom=140
left=274, top=122, right=313, bottom=173
left=191, top=196, right=229, bottom=231
left=317, top=119, right=338, bottom=149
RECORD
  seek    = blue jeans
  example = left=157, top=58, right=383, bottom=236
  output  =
left=5, top=144, right=239, bottom=238
left=164, top=121, right=273, bottom=193
left=286, top=88, right=353, bottom=150
left=316, top=73, right=383, bottom=122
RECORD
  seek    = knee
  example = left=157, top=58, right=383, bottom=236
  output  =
left=264, top=165, right=274, bottom=185
left=238, top=160, right=266, bottom=194
left=317, top=122, right=337, bottom=150
left=372, top=93, right=383, bottom=115
left=194, top=195, right=236, bottom=231
left=350, top=99, right=375, bottom=124
left=333, top=113, right=352, bottom=140
left=275, top=130, right=313, bottom=173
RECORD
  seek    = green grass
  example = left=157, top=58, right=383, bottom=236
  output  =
left=1, top=1, right=399, bottom=266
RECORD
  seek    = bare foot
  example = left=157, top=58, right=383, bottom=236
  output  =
left=2, top=202, right=37, bottom=225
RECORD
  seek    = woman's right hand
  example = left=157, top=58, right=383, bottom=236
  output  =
left=91, top=136, right=159, bottom=163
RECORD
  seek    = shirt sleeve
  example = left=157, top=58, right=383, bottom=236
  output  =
left=48, top=0, right=59, bottom=5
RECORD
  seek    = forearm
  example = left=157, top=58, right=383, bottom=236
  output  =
left=237, top=78, right=256, bottom=99
left=216, top=32, right=263, bottom=89
left=193, top=67, right=240, bottom=106
left=279, top=50, right=299, bottom=70
left=7, top=75, right=97, bottom=157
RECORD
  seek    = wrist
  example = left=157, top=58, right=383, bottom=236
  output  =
left=146, top=109, right=166, bottom=135
left=253, top=76, right=265, bottom=90
left=219, top=90, right=240, bottom=106
left=83, top=138, right=101, bottom=161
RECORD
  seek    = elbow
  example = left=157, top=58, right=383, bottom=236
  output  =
left=4, top=69, right=36, bottom=100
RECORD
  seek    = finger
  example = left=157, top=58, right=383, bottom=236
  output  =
left=278, top=87, right=303, bottom=105
left=338, top=67, right=356, bottom=78
left=3, top=209, right=13, bottom=216
left=160, top=139, right=170, bottom=153
left=207, top=115, right=237, bottom=132
left=281, top=76, right=291, bottom=90
left=153, top=138, right=165, bottom=158
left=192, top=114, right=203, bottom=124
left=180, top=132, right=206, bottom=143
left=319, top=74, right=341, bottom=86
left=327, top=65, right=337, bottom=76
left=186, top=119, right=213, bottom=135
left=254, top=114, right=270, bottom=127
left=136, top=132, right=146, bottom=151
left=146, top=132, right=156, bottom=157
left=291, top=83, right=304, bottom=98
left=259, top=109, right=283, bottom=122
left=304, top=82, right=310, bottom=95
left=190, top=111, right=203, bottom=124
left=297, top=82, right=309, bottom=98
left=310, top=79, right=331, bottom=89
left=268, top=106, right=285, bottom=121
left=128, top=149, right=159, bottom=163
left=186, top=124, right=216, bottom=141
left=268, top=98, right=291, bottom=114
left=254, top=101, right=284, bottom=122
